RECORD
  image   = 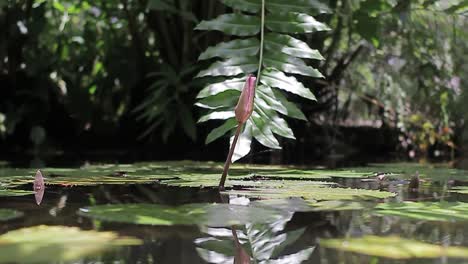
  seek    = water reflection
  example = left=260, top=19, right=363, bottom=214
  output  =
left=195, top=196, right=314, bottom=264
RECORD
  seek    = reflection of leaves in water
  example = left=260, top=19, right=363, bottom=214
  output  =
left=0, top=225, right=141, bottom=264
left=320, top=235, right=468, bottom=259
left=0, top=208, right=23, bottom=221
left=374, top=201, right=468, bottom=222
left=196, top=214, right=314, bottom=264
left=79, top=203, right=286, bottom=227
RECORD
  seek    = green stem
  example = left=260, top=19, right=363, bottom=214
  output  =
left=219, top=123, right=243, bottom=190
left=255, top=0, right=265, bottom=87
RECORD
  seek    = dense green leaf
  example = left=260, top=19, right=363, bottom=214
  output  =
left=266, top=0, right=331, bottom=14
left=79, top=203, right=286, bottom=227
left=266, top=12, right=330, bottom=33
left=0, top=226, right=141, bottom=264
left=195, top=14, right=261, bottom=36
left=263, top=53, right=324, bottom=78
left=320, top=235, right=468, bottom=259
left=251, top=113, right=282, bottom=149
left=264, top=33, right=324, bottom=60
left=205, top=118, right=238, bottom=144
left=257, top=85, right=306, bottom=120
left=197, top=77, right=246, bottom=98
left=198, top=111, right=235, bottom=123
left=199, top=38, right=260, bottom=60
left=197, top=57, right=258, bottom=77
left=221, top=0, right=261, bottom=13
left=260, top=68, right=317, bottom=99
left=273, top=90, right=308, bottom=120
left=255, top=96, right=295, bottom=139
left=195, top=90, right=240, bottom=109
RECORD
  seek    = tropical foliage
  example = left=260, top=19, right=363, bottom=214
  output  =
left=194, top=0, right=330, bottom=160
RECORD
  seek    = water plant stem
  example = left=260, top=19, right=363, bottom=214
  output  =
left=219, top=123, right=243, bottom=190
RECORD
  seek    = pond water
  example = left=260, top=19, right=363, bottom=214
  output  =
left=0, top=161, right=468, bottom=264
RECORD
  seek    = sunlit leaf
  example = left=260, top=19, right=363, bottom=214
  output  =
left=265, top=12, right=330, bottom=33
left=197, top=77, right=246, bottom=98
left=198, top=111, right=235, bottom=123
left=195, top=14, right=261, bottom=36
left=264, top=33, right=324, bottom=60
left=197, top=57, right=258, bottom=77
left=263, top=53, right=324, bottom=78
left=199, top=38, right=260, bottom=60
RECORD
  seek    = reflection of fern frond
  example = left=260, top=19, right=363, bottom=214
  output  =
left=195, top=0, right=330, bottom=161
left=195, top=215, right=314, bottom=264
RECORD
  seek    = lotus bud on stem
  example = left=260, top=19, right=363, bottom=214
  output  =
left=219, top=75, right=256, bottom=190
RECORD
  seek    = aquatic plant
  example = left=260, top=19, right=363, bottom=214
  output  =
left=195, top=0, right=330, bottom=164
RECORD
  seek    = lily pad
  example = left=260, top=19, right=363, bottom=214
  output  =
left=367, top=162, right=468, bottom=181
left=79, top=203, right=286, bottom=227
left=227, top=181, right=395, bottom=201
left=0, top=208, right=23, bottom=221
left=0, top=189, right=35, bottom=197
left=320, top=235, right=468, bottom=259
left=374, top=201, right=468, bottom=222
left=0, top=225, right=141, bottom=264
left=309, top=200, right=371, bottom=211
left=450, top=186, right=468, bottom=194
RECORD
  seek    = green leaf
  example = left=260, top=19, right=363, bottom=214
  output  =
left=199, top=38, right=260, bottom=60
left=260, top=68, right=317, bottom=99
left=0, top=189, right=35, bottom=197
left=266, top=12, right=330, bottom=33
left=205, top=118, right=238, bottom=144
left=320, top=235, right=468, bottom=259
left=0, top=226, right=141, bottom=264
left=264, top=33, right=324, bottom=60
left=221, top=0, right=261, bottom=13
left=263, top=53, right=323, bottom=78
left=195, top=90, right=240, bottom=109
left=79, top=203, right=285, bottom=226
left=195, top=14, right=261, bottom=36
left=273, top=90, right=308, bottom=120
left=250, top=114, right=282, bottom=149
left=198, top=111, right=235, bottom=123
left=266, top=0, right=331, bottom=14
left=197, top=57, right=258, bottom=77
left=255, top=96, right=295, bottom=139
left=197, top=77, right=246, bottom=98
left=232, top=122, right=253, bottom=162
left=0, top=208, right=23, bottom=221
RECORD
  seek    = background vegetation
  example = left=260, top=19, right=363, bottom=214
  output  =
left=1, top=0, right=467, bottom=165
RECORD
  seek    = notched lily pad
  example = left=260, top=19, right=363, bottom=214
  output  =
left=79, top=203, right=286, bottom=227
left=0, top=208, right=23, bottom=221
left=320, top=235, right=468, bottom=259
left=374, top=201, right=468, bottom=222
left=0, top=225, right=141, bottom=264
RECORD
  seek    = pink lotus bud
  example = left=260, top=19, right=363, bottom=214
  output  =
left=235, top=74, right=256, bottom=124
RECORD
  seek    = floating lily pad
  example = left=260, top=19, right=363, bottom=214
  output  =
left=367, top=162, right=468, bottom=181
left=450, top=186, right=468, bottom=194
left=79, top=203, right=286, bottom=227
left=0, top=225, right=141, bottom=264
left=374, top=201, right=468, bottom=222
left=227, top=181, right=395, bottom=201
left=0, top=189, right=35, bottom=197
left=309, top=200, right=371, bottom=211
left=0, top=208, right=23, bottom=221
left=320, top=235, right=468, bottom=259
